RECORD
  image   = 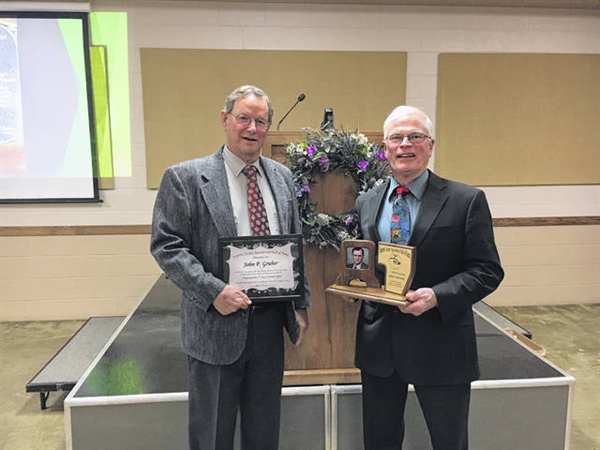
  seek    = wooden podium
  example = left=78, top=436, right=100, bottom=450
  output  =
left=263, top=131, right=383, bottom=386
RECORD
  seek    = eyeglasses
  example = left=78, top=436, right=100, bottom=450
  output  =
left=385, top=132, right=431, bottom=145
left=228, top=113, right=270, bottom=130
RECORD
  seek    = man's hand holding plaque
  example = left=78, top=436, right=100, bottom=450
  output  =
left=326, top=239, right=416, bottom=307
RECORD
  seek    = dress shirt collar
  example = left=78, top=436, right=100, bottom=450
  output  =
left=223, top=146, right=264, bottom=178
left=388, top=169, right=429, bottom=202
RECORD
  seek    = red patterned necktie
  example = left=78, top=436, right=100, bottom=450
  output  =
left=242, top=165, right=271, bottom=236
left=391, top=185, right=411, bottom=244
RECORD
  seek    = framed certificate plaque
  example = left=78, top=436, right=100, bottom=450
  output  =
left=218, top=234, right=305, bottom=303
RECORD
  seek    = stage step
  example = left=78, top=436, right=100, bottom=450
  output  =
left=26, top=316, right=124, bottom=410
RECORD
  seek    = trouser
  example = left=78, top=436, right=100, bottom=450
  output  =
left=361, top=369, right=471, bottom=450
left=188, top=306, right=285, bottom=450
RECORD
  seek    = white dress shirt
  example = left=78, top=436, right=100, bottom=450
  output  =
left=222, top=146, right=280, bottom=236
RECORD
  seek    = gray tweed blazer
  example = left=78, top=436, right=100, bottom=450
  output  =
left=151, top=147, right=311, bottom=365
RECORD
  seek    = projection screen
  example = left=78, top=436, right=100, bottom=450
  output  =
left=0, top=11, right=99, bottom=203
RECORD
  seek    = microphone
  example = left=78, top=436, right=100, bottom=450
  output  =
left=276, top=93, right=306, bottom=131
left=320, top=108, right=334, bottom=130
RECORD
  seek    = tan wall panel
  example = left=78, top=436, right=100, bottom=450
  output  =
left=499, top=244, right=599, bottom=266
left=140, top=49, right=407, bottom=188
left=487, top=284, right=598, bottom=307
left=0, top=297, right=144, bottom=321
left=489, top=224, right=599, bottom=306
left=0, top=235, right=161, bottom=321
left=436, top=53, right=600, bottom=186
left=0, top=235, right=151, bottom=257
left=1, top=275, right=157, bottom=302
left=2, top=255, right=159, bottom=279
left=502, top=264, right=599, bottom=287
left=494, top=225, right=599, bottom=246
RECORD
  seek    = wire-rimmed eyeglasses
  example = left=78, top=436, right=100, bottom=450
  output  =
left=228, top=113, right=270, bottom=130
left=385, top=132, right=431, bottom=145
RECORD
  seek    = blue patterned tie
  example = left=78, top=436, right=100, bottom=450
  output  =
left=391, top=186, right=411, bottom=244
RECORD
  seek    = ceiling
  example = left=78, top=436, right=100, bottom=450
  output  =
left=5, top=0, right=599, bottom=10
left=151, top=0, right=600, bottom=10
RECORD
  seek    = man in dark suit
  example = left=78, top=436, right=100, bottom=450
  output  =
left=151, top=85, right=311, bottom=450
left=347, top=246, right=369, bottom=269
left=353, top=105, right=504, bottom=450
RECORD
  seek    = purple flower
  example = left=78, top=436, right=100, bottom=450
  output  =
left=376, top=151, right=386, bottom=161
left=296, top=184, right=311, bottom=197
left=357, top=160, right=369, bottom=171
left=306, top=144, right=317, bottom=158
left=344, top=214, right=354, bottom=225
left=319, top=154, right=330, bottom=171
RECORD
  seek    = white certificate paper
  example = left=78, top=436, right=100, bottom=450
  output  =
left=219, top=235, right=305, bottom=302
left=226, top=242, right=296, bottom=291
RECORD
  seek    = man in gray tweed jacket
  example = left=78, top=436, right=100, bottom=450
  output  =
left=151, top=85, right=311, bottom=450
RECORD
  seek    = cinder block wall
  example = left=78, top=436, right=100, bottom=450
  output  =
left=0, top=1, right=598, bottom=321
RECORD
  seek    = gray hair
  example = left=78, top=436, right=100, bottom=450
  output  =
left=383, top=105, right=434, bottom=139
left=223, top=85, right=274, bottom=124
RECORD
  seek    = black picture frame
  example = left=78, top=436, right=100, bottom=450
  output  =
left=0, top=11, right=101, bottom=204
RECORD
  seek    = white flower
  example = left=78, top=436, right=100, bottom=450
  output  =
left=338, top=230, right=351, bottom=240
left=316, top=213, right=330, bottom=225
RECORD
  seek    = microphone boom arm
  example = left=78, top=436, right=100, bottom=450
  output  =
left=276, top=93, right=306, bottom=131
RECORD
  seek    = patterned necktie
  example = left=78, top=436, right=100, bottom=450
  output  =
left=242, top=165, right=271, bottom=236
left=390, top=185, right=411, bottom=244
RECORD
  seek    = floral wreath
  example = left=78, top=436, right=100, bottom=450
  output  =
left=285, top=128, right=390, bottom=250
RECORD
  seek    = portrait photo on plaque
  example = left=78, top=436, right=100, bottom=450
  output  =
left=346, top=246, right=370, bottom=270
left=218, top=234, right=305, bottom=303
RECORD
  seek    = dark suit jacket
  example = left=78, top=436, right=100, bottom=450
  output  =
left=151, top=147, right=311, bottom=365
left=354, top=171, right=503, bottom=385
left=347, top=263, right=369, bottom=269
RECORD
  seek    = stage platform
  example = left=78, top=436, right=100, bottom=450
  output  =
left=65, top=274, right=574, bottom=450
